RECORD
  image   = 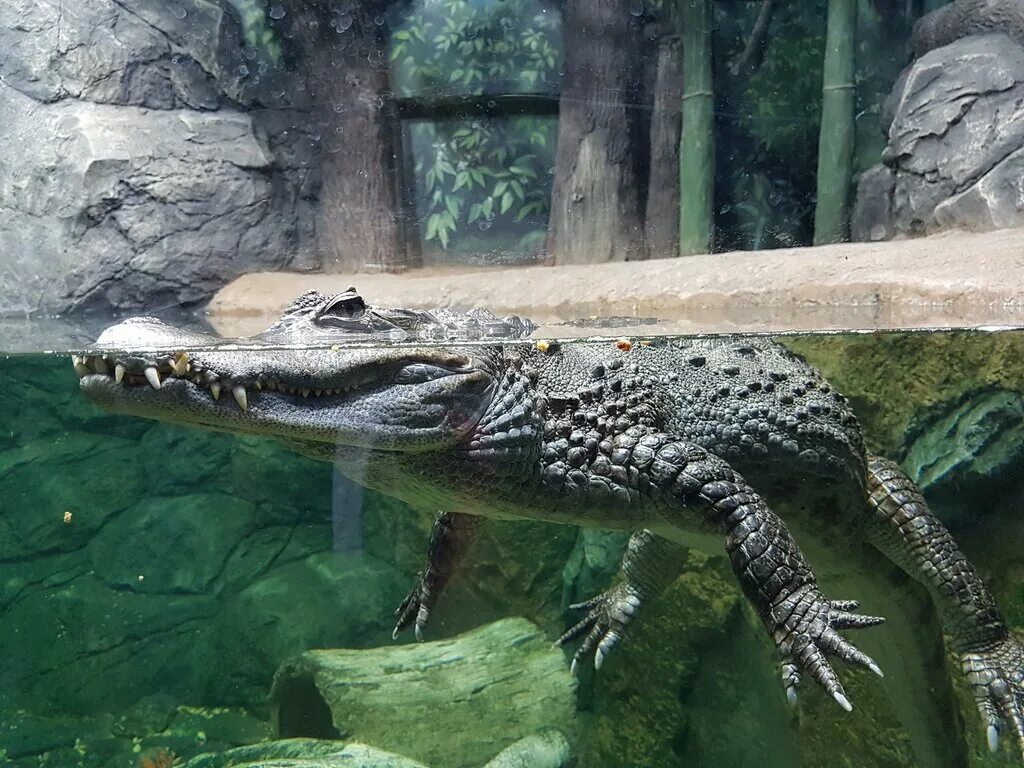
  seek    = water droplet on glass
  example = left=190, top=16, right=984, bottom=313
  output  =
left=335, top=14, right=353, bottom=31
left=269, top=4, right=286, bottom=20
left=487, top=100, right=497, bottom=108
left=374, top=14, right=384, bottom=25
left=170, top=4, right=187, bottom=19
left=236, top=64, right=250, bottom=77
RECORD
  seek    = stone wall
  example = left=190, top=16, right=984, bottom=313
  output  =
left=0, top=0, right=317, bottom=317
left=853, top=31, right=1024, bottom=240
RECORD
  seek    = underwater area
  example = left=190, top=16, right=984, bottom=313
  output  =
left=0, top=327, right=1023, bottom=768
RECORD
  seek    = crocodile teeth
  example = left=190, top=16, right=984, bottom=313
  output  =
left=232, top=384, right=248, bottom=411
left=144, top=367, right=161, bottom=390
left=171, top=353, right=189, bottom=376
left=315, top=389, right=323, bottom=397
left=210, top=382, right=221, bottom=401
left=115, top=364, right=126, bottom=384
left=301, top=389, right=310, bottom=398
left=72, top=357, right=90, bottom=377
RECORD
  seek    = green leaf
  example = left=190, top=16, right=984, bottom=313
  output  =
left=500, top=191, right=513, bottom=214
left=470, top=168, right=485, bottom=185
left=493, top=180, right=508, bottom=197
left=453, top=171, right=469, bottom=191
left=445, top=195, right=460, bottom=218
left=469, top=203, right=483, bottom=223
left=425, top=213, right=440, bottom=242
left=483, top=196, right=494, bottom=216
left=511, top=180, right=525, bottom=200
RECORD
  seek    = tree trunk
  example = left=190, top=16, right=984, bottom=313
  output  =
left=294, top=5, right=408, bottom=272
left=644, top=31, right=683, bottom=260
left=547, top=0, right=644, bottom=265
left=679, top=0, right=715, bottom=256
left=813, top=0, right=857, bottom=245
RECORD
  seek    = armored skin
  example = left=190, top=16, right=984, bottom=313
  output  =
left=76, top=289, right=1024, bottom=761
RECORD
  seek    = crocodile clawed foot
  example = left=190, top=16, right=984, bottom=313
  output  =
left=962, top=635, right=1024, bottom=760
left=554, top=583, right=644, bottom=674
left=771, top=586, right=885, bottom=711
left=392, top=571, right=431, bottom=642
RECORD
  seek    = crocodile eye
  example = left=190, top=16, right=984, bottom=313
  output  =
left=316, top=289, right=366, bottom=326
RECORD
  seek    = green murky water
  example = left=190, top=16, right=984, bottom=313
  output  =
left=2, top=328, right=1024, bottom=768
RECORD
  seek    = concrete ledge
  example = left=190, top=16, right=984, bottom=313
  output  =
left=209, top=228, right=1024, bottom=337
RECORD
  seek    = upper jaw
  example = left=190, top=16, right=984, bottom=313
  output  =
left=72, top=351, right=369, bottom=411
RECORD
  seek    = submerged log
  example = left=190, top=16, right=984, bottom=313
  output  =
left=270, top=618, right=576, bottom=768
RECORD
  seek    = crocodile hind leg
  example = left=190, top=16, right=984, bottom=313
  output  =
left=866, top=455, right=1024, bottom=760
left=392, top=511, right=481, bottom=640
left=555, top=529, right=686, bottom=672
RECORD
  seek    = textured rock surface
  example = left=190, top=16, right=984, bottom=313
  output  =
left=854, top=34, right=1024, bottom=239
left=183, top=739, right=430, bottom=768
left=270, top=618, right=577, bottom=768
left=910, top=0, right=1024, bottom=57
left=902, top=389, right=1024, bottom=522
left=0, top=0, right=314, bottom=317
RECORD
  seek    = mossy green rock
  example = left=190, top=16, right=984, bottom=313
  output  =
left=183, top=739, right=429, bottom=768
left=270, top=618, right=577, bottom=768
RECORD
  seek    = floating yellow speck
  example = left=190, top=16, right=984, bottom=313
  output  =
left=535, top=340, right=551, bottom=353
left=138, top=574, right=145, bottom=582
left=330, top=344, right=340, bottom=352
left=616, top=338, right=633, bottom=351
left=63, top=510, right=72, bottom=525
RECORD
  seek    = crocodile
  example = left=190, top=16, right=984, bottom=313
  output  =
left=75, top=288, right=1024, bottom=762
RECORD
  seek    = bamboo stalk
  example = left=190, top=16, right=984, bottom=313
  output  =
left=813, top=0, right=857, bottom=245
left=679, top=0, right=715, bottom=256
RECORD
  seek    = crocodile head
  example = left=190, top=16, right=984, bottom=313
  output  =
left=76, top=289, right=535, bottom=454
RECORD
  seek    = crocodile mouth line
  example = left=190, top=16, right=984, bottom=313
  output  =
left=73, top=352, right=366, bottom=412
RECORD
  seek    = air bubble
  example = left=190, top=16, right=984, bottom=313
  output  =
left=269, top=4, right=286, bottom=20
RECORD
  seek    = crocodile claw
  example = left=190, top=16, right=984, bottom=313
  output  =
left=392, top=572, right=432, bottom=642
left=962, top=635, right=1024, bottom=760
left=555, top=583, right=644, bottom=672
left=771, top=586, right=885, bottom=711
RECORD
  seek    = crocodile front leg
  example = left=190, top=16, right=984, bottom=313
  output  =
left=553, top=429, right=885, bottom=709
left=555, top=529, right=686, bottom=672
left=393, top=511, right=481, bottom=640
left=867, top=455, right=1024, bottom=758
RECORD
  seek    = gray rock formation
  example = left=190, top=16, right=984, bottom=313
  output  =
left=853, top=33, right=1024, bottom=240
left=0, top=0, right=315, bottom=317
left=270, top=618, right=577, bottom=768
left=910, top=0, right=1024, bottom=57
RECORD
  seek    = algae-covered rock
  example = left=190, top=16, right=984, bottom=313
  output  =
left=903, top=389, right=1024, bottom=521
left=216, top=550, right=409, bottom=711
left=481, top=730, right=571, bottom=768
left=270, top=618, right=577, bottom=768
left=183, top=739, right=429, bottom=768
